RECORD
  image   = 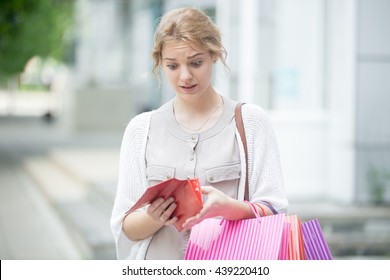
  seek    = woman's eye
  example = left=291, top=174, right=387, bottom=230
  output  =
left=191, top=61, right=202, bottom=67
left=167, top=64, right=178, bottom=70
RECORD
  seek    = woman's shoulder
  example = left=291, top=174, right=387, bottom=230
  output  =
left=152, top=99, right=174, bottom=116
left=124, top=111, right=152, bottom=135
left=124, top=99, right=173, bottom=132
left=223, top=96, right=270, bottom=128
left=129, top=111, right=152, bottom=125
left=241, top=103, right=268, bottom=118
left=238, top=102, right=270, bottom=126
left=226, top=96, right=267, bottom=118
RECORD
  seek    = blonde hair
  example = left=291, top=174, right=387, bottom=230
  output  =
left=152, top=7, right=228, bottom=77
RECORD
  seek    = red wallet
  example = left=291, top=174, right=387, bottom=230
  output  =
left=126, top=178, right=203, bottom=231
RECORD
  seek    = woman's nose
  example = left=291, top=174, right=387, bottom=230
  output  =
left=179, top=66, right=192, bottom=81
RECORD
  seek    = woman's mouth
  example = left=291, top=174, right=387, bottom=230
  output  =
left=180, top=85, right=197, bottom=92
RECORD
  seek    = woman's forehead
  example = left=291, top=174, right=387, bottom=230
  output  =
left=162, top=40, right=206, bottom=58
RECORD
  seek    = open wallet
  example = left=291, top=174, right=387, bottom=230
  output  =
left=125, top=178, right=203, bottom=231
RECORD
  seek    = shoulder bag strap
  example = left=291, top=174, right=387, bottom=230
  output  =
left=235, top=103, right=249, bottom=201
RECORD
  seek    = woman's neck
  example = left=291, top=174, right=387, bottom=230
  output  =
left=174, top=88, right=220, bottom=113
left=173, top=91, right=224, bottom=132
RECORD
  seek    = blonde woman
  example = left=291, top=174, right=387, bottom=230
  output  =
left=110, top=7, right=288, bottom=260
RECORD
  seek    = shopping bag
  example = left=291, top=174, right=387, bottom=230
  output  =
left=185, top=209, right=286, bottom=260
left=285, top=215, right=306, bottom=260
left=301, top=219, right=333, bottom=260
left=278, top=220, right=290, bottom=260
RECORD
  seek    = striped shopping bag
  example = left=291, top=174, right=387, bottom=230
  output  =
left=185, top=212, right=286, bottom=260
left=301, top=219, right=333, bottom=260
left=278, top=220, right=290, bottom=260
left=285, top=215, right=306, bottom=260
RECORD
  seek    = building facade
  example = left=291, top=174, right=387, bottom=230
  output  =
left=66, top=0, right=390, bottom=205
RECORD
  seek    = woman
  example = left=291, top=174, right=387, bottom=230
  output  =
left=110, top=7, right=288, bottom=260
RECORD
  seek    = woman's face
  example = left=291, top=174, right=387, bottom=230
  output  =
left=161, top=41, right=216, bottom=101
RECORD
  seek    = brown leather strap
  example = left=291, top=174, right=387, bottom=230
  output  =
left=235, top=103, right=249, bottom=201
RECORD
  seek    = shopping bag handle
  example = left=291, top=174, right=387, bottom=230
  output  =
left=219, top=201, right=262, bottom=225
left=244, top=201, right=262, bottom=222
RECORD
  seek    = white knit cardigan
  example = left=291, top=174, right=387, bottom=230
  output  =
left=110, top=103, right=288, bottom=259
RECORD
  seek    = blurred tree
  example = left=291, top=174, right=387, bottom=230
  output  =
left=0, top=0, right=74, bottom=84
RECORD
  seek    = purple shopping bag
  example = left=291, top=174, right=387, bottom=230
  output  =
left=301, top=219, right=333, bottom=260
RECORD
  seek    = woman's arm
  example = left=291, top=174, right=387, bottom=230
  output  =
left=110, top=112, right=155, bottom=259
left=181, top=186, right=271, bottom=230
left=243, top=104, right=289, bottom=213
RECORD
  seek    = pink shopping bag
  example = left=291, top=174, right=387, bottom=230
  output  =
left=285, top=215, right=306, bottom=260
left=185, top=212, right=286, bottom=260
left=278, top=220, right=290, bottom=260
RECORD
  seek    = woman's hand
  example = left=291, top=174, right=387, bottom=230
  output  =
left=182, top=186, right=234, bottom=230
left=123, top=196, right=178, bottom=241
left=147, top=196, right=178, bottom=226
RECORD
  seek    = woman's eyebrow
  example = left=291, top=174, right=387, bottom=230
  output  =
left=163, top=53, right=205, bottom=61
left=188, top=53, right=204, bottom=59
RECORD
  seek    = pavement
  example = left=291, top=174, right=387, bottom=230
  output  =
left=0, top=150, right=81, bottom=259
left=1, top=115, right=390, bottom=260
left=0, top=115, right=121, bottom=259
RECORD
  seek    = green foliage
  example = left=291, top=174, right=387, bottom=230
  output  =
left=0, top=0, right=74, bottom=81
left=367, top=166, right=390, bottom=205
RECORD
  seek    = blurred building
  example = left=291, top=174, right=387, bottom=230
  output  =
left=64, top=0, right=390, bottom=206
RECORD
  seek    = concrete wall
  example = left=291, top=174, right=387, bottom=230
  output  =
left=64, top=0, right=157, bottom=132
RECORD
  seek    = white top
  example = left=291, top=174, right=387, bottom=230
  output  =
left=144, top=97, right=239, bottom=259
left=110, top=98, right=288, bottom=260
